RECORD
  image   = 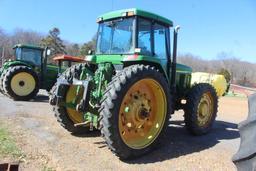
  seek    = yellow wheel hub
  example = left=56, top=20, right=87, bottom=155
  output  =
left=197, top=92, right=214, bottom=127
left=10, top=72, right=36, bottom=96
left=119, top=79, right=167, bottom=149
left=65, top=86, right=85, bottom=124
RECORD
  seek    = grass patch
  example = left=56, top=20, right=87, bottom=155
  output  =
left=41, top=166, right=55, bottom=171
left=0, top=126, right=22, bottom=158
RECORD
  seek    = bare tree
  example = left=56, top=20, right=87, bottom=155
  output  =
left=178, top=53, right=256, bottom=87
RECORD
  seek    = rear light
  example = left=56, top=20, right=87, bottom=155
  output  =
left=127, top=11, right=134, bottom=16
left=122, top=11, right=134, bottom=17
left=124, top=54, right=138, bottom=60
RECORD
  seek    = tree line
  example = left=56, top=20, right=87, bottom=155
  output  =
left=178, top=53, right=256, bottom=87
left=0, top=27, right=255, bottom=87
left=0, top=27, right=96, bottom=63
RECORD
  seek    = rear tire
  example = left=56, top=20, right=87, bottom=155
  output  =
left=99, top=65, right=171, bottom=160
left=3, top=66, right=39, bottom=101
left=184, top=83, right=218, bottom=135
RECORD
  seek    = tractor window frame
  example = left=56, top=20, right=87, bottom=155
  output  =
left=152, top=22, right=169, bottom=60
left=95, top=17, right=136, bottom=55
left=18, top=47, right=43, bottom=66
left=136, top=17, right=153, bottom=56
left=136, top=17, right=170, bottom=60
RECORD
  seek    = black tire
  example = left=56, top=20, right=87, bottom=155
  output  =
left=3, top=66, right=39, bottom=101
left=52, top=63, right=93, bottom=134
left=99, top=65, right=171, bottom=160
left=0, top=68, right=10, bottom=95
left=184, top=83, right=218, bottom=135
left=232, top=94, right=256, bottom=170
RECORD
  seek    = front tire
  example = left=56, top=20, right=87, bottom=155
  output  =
left=99, top=65, right=171, bottom=160
left=3, top=66, right=39, bottom=101
left=184, top=83, right=218, bottom=135
left=52, top=63, right=93, bottom=134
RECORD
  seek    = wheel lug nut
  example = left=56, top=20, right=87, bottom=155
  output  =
left=124, top=107, right=130, bottom=113
left=127, top=122, right=132, bottom=127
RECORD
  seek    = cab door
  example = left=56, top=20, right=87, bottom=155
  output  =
left=152, top=22, right=170, bottom=74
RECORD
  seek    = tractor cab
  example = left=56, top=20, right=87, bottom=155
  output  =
left=92, top=8, right=192, bottom=95
left=95, top=9, right=172, bottom=60
left=13, top=44, right=44, bottom=67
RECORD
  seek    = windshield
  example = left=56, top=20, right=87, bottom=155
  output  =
left=96, top=18, right=135, bottom=54
left=16, top=47, right=42, bottom=66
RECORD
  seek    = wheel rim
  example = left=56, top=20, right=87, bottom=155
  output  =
left=10, top=72, right=36, bottom=96
left=65, top=85, right=84, bottom=124
left=119, top=79, right=167, bottom=149
left=197, top=92, right=214, bottom=127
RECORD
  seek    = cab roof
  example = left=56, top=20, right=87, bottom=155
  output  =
left=97, top=8, right=173, bottom=26
left=13, top=44, right=44, bottom=50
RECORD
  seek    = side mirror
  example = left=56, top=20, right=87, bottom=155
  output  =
left=46, top=49, right=51, bottom=56
left=88, top=50, right=94, bottom=55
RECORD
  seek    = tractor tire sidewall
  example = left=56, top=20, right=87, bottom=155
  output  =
left=184, top=83, right=218, bottom=135
left=0, top=68, right=11, bottom=95
left=3, top=66, right=39, bottom=101
left=52, top=63, right=92, bottom=134
left=99, top=65, right=171, bottom=160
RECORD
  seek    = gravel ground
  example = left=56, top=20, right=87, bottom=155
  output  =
left=0, top=90, right=248, bottom=171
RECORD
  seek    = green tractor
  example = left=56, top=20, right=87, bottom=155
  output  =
left=50, top=8, right=218, bottom=159
left=0, top=44, right=60, bottom=100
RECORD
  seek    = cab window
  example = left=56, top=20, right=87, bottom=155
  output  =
left=137, top=18, right=152, bottom=56
left=17, top=48, right=42, bottom=66
left=153, top=23, right=167, bottom=59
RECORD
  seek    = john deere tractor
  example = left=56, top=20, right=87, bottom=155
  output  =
left=0, top=44, right=59, bottom=100
left=50, top=8, right=218, bottom=159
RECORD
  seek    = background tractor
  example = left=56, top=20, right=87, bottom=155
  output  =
left=0, top=44, right=82, bottom=101
left=50, top=8, right=218, bottom=159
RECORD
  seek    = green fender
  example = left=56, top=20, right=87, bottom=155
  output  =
left=3, top=60, right=33, bottom=69
left=0, top=60, right=33, bottom=77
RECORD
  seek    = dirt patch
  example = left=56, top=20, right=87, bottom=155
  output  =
left=0, top=92, right=248, bottom=170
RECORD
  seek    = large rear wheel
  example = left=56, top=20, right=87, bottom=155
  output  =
left=99, top=65, right=171, bottom=159
left=3, top=66, right=39, bottom=101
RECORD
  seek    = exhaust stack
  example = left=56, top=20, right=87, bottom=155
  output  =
left=171, top=25, right=180, bottom=93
